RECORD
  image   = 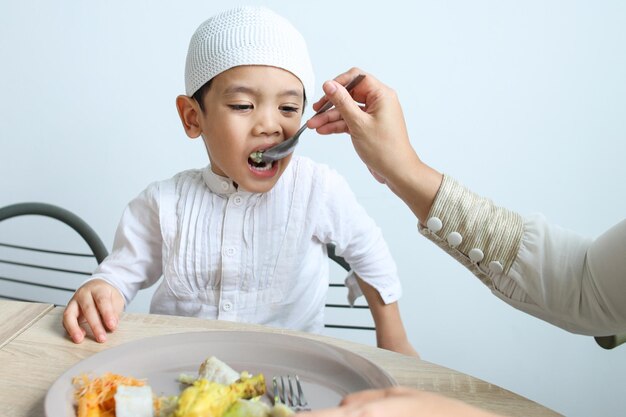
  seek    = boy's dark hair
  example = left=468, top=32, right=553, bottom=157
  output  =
left=192, top=80, right=212, bottom=112
left=192, top=79, right=307, bottom=113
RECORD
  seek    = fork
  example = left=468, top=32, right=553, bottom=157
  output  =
left=252, top=74, right=366, bottom=164
left=272, top=375, right=311, bottom=412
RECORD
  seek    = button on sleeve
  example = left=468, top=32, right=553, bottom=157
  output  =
left=422, top=175, right=524, bottom=276
left=426, top=217, right=443, bottom=233
left=468, top=248, right=485, bottom=262
left=446, top=232, right=463, bottom=247
left=489, top=261, right=504, bottom=274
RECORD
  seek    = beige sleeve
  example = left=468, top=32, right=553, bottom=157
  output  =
left=418, top=174, right=626, bottom=335
left=417, top=174, right=524, bottom=289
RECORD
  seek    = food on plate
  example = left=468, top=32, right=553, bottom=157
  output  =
left=223, top=399, right=270, bottom=417
left=173, top=374, right=265, bottom=417
left=72, top=372, right=147, bottom=417
left=72, top=357, right=294, bottom=417
left=223, top=400, right=293, bottom=417
left=199, top=356, right=242, bottom=385
left=179, top=356, right=242, bottom=386
left=114, top=385, right=154, bottom=417
left=271, top=404, right=295, bottom=417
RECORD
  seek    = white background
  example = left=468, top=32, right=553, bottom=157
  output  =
left=1, top=1, right=625, bottom=416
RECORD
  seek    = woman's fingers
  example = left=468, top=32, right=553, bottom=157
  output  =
left=307, top=107, right=345, bottom=131
left=312, top=67, right=365, bottom=111
left=341, top=387, right=416, bottom=405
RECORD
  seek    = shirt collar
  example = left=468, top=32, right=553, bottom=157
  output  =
left=202, top=166, right=238, bottom=195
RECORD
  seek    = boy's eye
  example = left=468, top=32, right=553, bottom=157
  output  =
left=229, top=104, right=253, bottom=111
left=280, top=105, right=300, bottom=113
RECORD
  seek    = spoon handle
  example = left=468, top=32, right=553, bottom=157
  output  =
left=314, top=73, right=366, bottom=115
left=258, top=74, right=366, bottom=163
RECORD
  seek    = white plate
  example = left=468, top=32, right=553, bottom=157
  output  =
left=45, top=330, right=397, bottom=416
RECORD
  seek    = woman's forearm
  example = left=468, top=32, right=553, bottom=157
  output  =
left=384, top=159, right=443, bottom=223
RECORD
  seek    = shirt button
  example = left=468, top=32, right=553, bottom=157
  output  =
left=233, top=196, right=243, bottom=206
left=468, top=248, right=484, bottom=262
left=446, top=232, right=462, bottom=247
left=426, top=217, right=443, bottom=233
left=489, top=261, right=504, bottom=274
left=221, top=181, right=229, bottom=191
left=222, top=301, right=233, bottom=311
left=224, top=247, right=236, bottom=256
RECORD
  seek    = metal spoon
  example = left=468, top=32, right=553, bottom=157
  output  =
left=250, top=74, right=366, bottom=164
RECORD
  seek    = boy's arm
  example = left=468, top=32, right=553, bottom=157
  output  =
left=313, top=163, right=413, bottom=354
left=357, top=275, right=419, bottom=357
left=92, top=183, right=164, bottom=305
left=63, top=183, right=164, bottom=343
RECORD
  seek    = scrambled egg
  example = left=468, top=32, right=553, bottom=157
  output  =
left=174, top=374, right=266, bottom=417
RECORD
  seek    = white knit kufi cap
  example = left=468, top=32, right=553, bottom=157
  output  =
left=184, top=6, right=314, bottom=101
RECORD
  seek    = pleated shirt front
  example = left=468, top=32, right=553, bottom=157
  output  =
left=94, top=156, right=401, bottom=332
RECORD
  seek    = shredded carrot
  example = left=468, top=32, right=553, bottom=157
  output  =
left=72, top=372, right=145, bottom=417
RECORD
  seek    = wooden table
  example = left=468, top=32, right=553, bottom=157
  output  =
left=0, top=301, right=560, bottom=416
left=0, top=300, right=53, bottom=349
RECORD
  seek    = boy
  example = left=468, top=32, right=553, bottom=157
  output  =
left=62, top=6, right=417, bottom=356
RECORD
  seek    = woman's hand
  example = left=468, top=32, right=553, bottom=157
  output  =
left=307, top=68, right=442, bottom=222
left=307, top=68, right=418, bottom=185
left=299, top=387, right=501, bottom=417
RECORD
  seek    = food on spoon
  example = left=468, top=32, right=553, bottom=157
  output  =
left=249, top=151, right=264, bottom=164
left=115, top=385, right=154, bottom=417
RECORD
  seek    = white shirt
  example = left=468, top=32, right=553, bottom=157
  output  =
left=93, top=156, right=401, bottom=333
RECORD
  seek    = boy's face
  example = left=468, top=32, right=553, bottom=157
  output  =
left=196, top=65, right=304, bottom=193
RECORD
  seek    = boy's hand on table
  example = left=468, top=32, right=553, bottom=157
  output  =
left=298, top=387, right=501, bottom=417
left=62, top=279, right=124, bottom=344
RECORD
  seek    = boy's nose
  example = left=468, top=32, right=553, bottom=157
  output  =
left=252, top=112, right=281, bottom=137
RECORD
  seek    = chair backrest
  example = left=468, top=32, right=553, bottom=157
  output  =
left=0, top=202, right=108, bottom=305
left=324, top=244, right=375, bottom=344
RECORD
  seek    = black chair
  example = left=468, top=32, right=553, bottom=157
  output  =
left=325, top=243, right=375, bottom=333
left=0, top=202, right=108, bottom=305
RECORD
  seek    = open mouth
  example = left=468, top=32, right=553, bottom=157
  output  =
left=248, top=152, right=274, bottom=171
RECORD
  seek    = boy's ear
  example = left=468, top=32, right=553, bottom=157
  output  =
left=176, top=95, right=202, bottom=138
